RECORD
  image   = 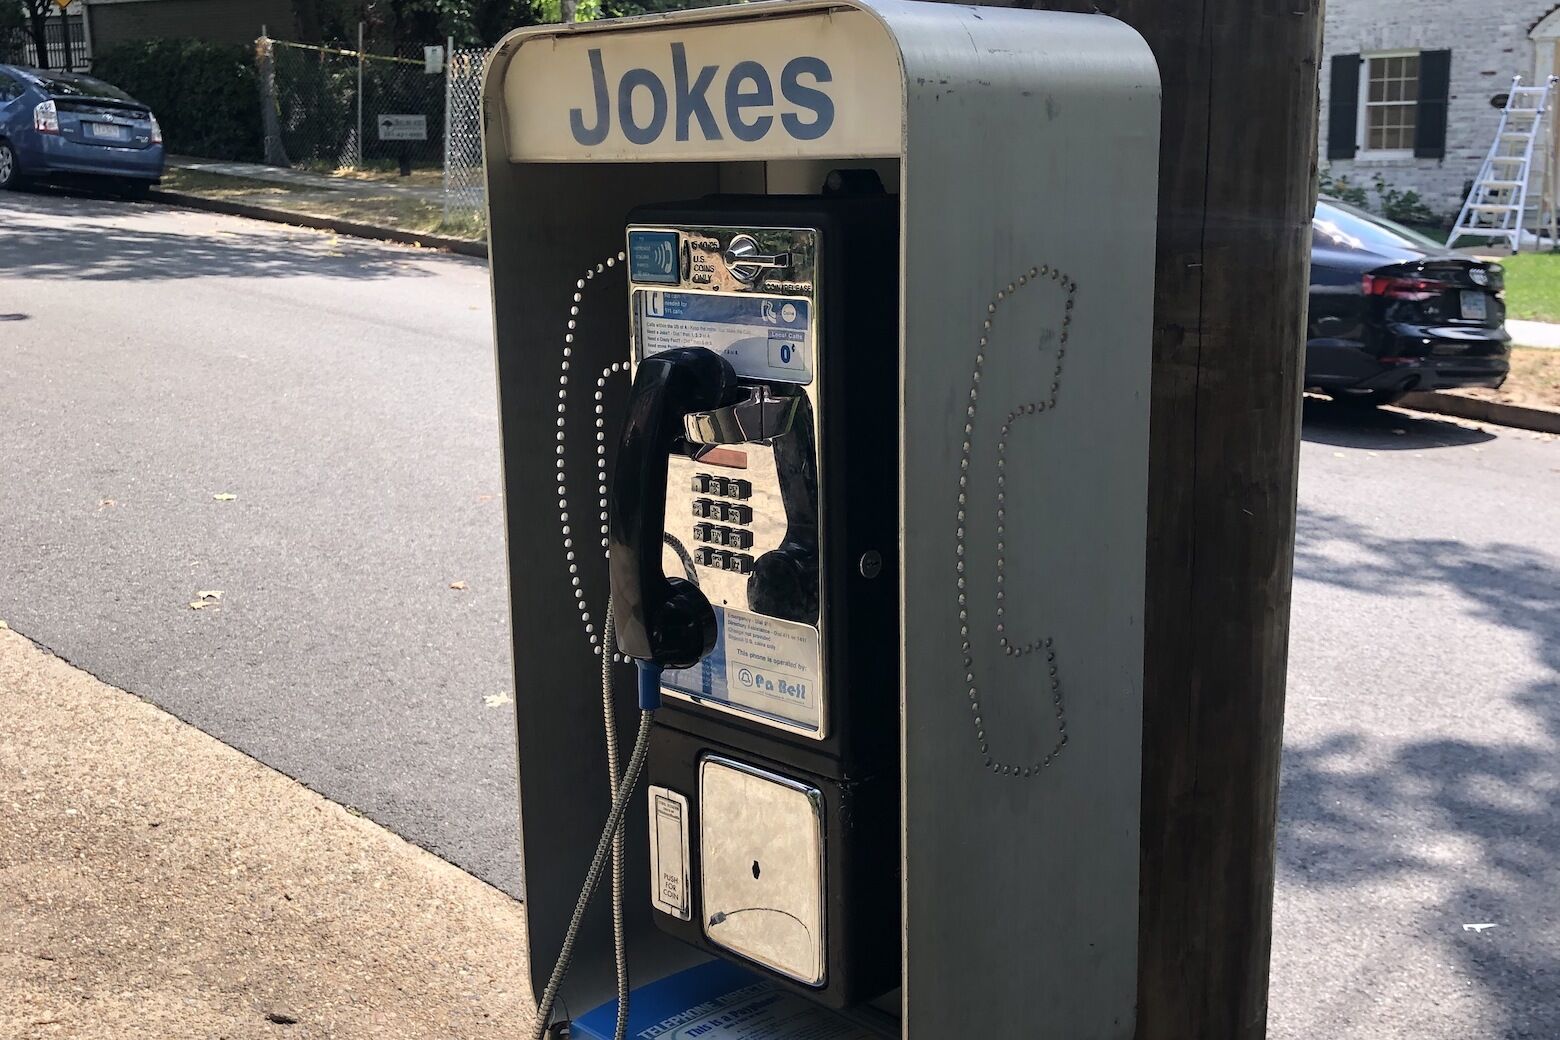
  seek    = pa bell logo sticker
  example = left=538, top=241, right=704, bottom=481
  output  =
left=570, top=43, right=836, bottom=147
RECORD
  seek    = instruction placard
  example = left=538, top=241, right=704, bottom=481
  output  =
left=638, top=291, right=812, bottom=384
left=661, top=607, right=823, bottom=734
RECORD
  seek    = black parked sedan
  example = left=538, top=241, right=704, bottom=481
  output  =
left=1308, top=198, right=1510, bottom=405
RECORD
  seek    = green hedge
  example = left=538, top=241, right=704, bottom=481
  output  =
left=91, top=38, right=261, bottom=162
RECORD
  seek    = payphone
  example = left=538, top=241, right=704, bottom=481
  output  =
left=485, top=3, right=1160, bottom=1037
left=611, top=188, right=900, bottom=1008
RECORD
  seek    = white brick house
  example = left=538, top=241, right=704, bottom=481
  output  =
left=1321, top=0, right=1560, bottom=218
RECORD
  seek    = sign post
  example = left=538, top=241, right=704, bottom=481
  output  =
left=54, top=0, right=72, bottom=72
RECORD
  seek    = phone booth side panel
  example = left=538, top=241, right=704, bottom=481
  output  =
left=888, top=4, right=1160, bottom=1037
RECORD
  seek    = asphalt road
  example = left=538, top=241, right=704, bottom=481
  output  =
left=3, top=189, right=1557, bottom=1038
left=0, top=189, right=516, bottom=887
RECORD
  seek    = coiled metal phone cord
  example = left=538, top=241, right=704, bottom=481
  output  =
left=600, top=600, right=629, bottom=1040
left=531, top=598, right=651, bottom=1040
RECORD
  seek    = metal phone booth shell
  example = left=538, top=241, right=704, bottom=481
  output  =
left=481, top=3, right=1159, bottom=1036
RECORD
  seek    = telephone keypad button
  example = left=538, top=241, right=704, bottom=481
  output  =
left=727, top=479, right=752, bottom=499
left=692, top=498, right=713, bottom=518
left=727, top=504, right=753, bottom=525
left=694, top=546, right=714, bottom=567
left=726, top=553, right=754, bottom=574
left=728, top=528, right=754, bottom=549
left=692, top=474, right=710, bottom=493
left=707, top=476, right=729, bottom=497
left=708, top=502, right=729, bottom=522
left=707, top=549, right=729, bottom=570
left=694, top=523, right=714, bottom=542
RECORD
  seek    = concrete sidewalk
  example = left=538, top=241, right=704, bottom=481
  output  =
left=0, top=627, right=536, bottom=1039
left=1506, top=317, right=1560, bottom=349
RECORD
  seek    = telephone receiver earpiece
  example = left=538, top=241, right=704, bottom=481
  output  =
left=609, top=347, right=739, bottom=669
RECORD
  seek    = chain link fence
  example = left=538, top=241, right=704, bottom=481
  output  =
left=259, top=37, right=448, bottom=171
left=443, top=47, right=487, bottom=224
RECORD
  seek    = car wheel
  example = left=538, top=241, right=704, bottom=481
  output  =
left=120, top=180, right=151, bottom=201
left=0, top=140, right=20, bottom=190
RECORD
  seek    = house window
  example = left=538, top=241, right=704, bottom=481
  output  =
left=1360, top=52, right=1420, bottom=155
left=1328, top=50, right=1449, bottom=162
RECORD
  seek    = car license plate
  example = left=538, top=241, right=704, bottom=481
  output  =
left=87, top=122, right=126, bottom=141
left=1460, top=290, right=1489, bottom=321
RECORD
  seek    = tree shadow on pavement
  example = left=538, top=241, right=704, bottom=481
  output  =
left=0, top=186, right=455, bottom=283
left=1281, top=507, right=1560, bottom=1038
left=1300, top=397, right=1496, bottom=450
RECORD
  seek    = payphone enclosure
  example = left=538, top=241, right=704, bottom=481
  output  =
left=482, top=2, right=1160, bottom=1036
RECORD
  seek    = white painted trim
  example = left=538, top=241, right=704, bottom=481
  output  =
left=1357, top=49, right=1422, bottom=158
left=1533, top=8, right=1560, bottom=41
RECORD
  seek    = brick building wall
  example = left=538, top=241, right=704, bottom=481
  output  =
left=85, top=0, right=297, bottom=53
left=1320, top=0, right=1560, bottom=217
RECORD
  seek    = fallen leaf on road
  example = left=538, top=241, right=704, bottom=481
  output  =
left=212, top=492, right=237, bottom=502
left=189, top=590, right=224, bottom=610
left=484, top=692, right=514, bottom=708
left=449, top=580, right=468, bottom=590
left=195, top=590, right=224, bottom=600
left=1462, top=923, right=1497, bottom=933
left=98, top=498, right=117, bottom=508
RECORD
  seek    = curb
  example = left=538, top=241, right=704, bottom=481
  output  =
left=145, top=190, right=489, bottom=259
left=1399, top=390, right=1560, bottom=434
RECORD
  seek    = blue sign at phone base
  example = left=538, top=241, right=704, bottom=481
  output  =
left=570, top=960, right=880, bottom=1039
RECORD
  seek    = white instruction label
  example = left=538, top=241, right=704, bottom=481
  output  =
left=638, top=291, right=812, bottom=384
left=721, top=611, right=821, bottom=729
left=647, top=786, right=691, bottom=920
left=661, top=607, right=824, bottom=735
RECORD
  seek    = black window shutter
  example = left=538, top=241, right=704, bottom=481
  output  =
left=1329, top=54, right=1361, bottom=160
left=1416, top=50, right=1452, bottom=159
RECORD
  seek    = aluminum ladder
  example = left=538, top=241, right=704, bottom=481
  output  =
left=1447, top=75, right=1558, bottom=252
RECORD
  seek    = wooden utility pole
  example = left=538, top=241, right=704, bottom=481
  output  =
left=966, top=0, right=1323, bottom=1035
left=1054, top=1, right=1320, bottom=1036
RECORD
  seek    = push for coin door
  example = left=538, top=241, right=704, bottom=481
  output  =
left=483, top=2, right=1160, bottom=1037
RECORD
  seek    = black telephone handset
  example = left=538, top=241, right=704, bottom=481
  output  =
left=609, top=346, right=738, bottom=669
